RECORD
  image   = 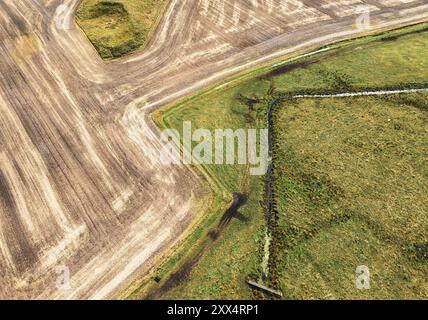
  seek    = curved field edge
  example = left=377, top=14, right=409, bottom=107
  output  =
left=75, top=0, right=169, bottom=59
left=121, top=22, right=428, bottom=300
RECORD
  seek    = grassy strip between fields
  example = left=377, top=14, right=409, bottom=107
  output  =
left=124, top=22, right=428, bottom=299
left=76, top=0, right=168, bottom=59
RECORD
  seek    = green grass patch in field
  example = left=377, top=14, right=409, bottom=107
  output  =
left=76, top=0, right=168, bottom=59
left=161, top=176, right=266, bottom=299
left=270, top=94, right=428, bottom=299
left=270, top=26, right=428, bottom=93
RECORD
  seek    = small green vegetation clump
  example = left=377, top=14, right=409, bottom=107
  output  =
left=76, top=0, right=168, bottom=59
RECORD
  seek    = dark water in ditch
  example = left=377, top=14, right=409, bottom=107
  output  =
left=146, top=98, right=279, bottom=299
left=145, top=192, right=248, bottom=299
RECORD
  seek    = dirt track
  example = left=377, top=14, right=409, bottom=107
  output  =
left=0, top=0, right=427, bottom=299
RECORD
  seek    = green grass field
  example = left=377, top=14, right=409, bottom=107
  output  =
left=76, top=0, right=168, bottom=59
left=270, top=94, right=427, bottom=299
left=126, top=23, right=428, bottom=300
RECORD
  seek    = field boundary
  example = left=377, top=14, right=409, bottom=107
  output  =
left=126, top=22, right=428, bottom=300
left=262, top=86, right=427, bottom=294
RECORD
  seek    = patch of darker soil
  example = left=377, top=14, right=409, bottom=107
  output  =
left=413, top=243, right=428, bottom=262
left=88, top=1, right=129, bottom=19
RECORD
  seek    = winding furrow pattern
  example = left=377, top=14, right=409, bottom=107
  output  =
left=0, top=0, right=426, bottom=299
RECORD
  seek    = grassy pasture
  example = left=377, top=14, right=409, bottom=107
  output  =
left=270, top=94, right=427, bottom=299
